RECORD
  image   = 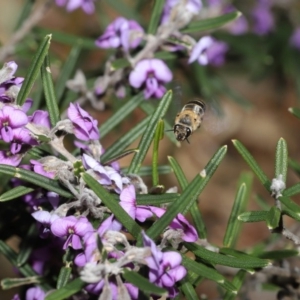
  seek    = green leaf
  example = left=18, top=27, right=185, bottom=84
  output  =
left=56, top=267, right=72, bottom=289
left=180, top=279, right=199, bottom=300
left=186, top=244, right=270, bottom=269
left=45, top=278, right=85, bottom=300
left=17, top=34, right=51, bottom=106
left=224, top=270, right=247, bottom=300
left=288, top=158, right=300, bottom=177
left=266, top=206, right=281, bottom=230
left=168, top=155, right=207, bottom=239
left=279, top=196, right=300, bottom=216
left=288, top=107, right=300, bottom=119
left=0, top=241, right=51, bottom=290
left=56, top=45, right=81, bottom=103
left=35, top=28, right=96, bottom=49
left=182, top=11, right=241, bottom=33
left=102, top=148, right=138, bottom=166
left=282, top=208, right=300, bottom=222
left=146, top=145, right=227, bottom=240
left=152, top=119, right=164, bottom=186
left=0, top=186, right=34, bottom=202
left=41, top=55, right=60, bottom=126
left=17, top=224, right=36, bottom=266
left=238, top=211, right=268, bottom=223
left=1, top=277, right=40, bottom=290
left=101, top=116, right=150, bottom=163
left=232, top=140, right=271, bottom=191
left=275, top=138, right=288, bottom=182
left=283, top=183, right=300, bottom=197
left=122, top=269, right=167, bottom=296
left=99, top=93, right=144, bottom=139
left=14, top=0, right=34, bottom=30
left=136, top=193, right=179, bottom=205
left=82, top=173, right=141, bottom=238
left=128, top=91, right=173, bottom=174
left=0, top=165, right=72, bottom=198
left=147, top=0, right=165, bottom=34
left=256, top=249, right=298, bottom=260
left=121, top=165, right=173, bottom=177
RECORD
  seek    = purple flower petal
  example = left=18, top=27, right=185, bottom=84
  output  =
left=151, top=59, right=173, bottom=83
left=129, top=60, right=151, bottom=88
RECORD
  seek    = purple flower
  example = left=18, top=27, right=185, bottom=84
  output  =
left=96, top=17, right=144, bottom=51
left=10, top=128, right=37, bottom=155
left=0, top=150, right=23, bottom=166
left=32, top=210, right=60, bottom=238
left=68, top=103, right=99, bottom=141
left=119, top=185, right=153, bottom=222
left=25, top=286, right=45, bottom=300
left=188, top=36, right=228, bottom=66
left=223, top=5, right=248, bottom=35
left=51, top=216, right=94, bottom=250
left=290, top=27, right=300, bottom=50
left=161, top=0, right=202, bottom=25
left=29, top=110, right=51, bottom=130
left=82, top=154, right=126, bottom=193
left=0, top=106, right=28, bottom=143
left=55, top=0, right=95, bottom=14
left=142, top=232, right=186, bottom=298
left=129, top=59, right=173, bottom=99
left=30, top=159, right=56, bottom=179
left=251, top=2, right=274, bottom=35
left=149, top=206, right=198, bottom=242
left=0, top=61, right=24, bottom=103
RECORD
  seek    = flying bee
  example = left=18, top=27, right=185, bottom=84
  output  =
left=173, top=100, right=206, bottom=143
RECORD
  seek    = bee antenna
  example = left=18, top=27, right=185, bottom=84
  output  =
left=186, top=138, right=190, bottom=144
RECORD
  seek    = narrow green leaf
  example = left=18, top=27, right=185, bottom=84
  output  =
left=182, top=11, right=241, bottom=33
left=14, top=0, right=34, bottom=30
left=254, top=195, right=270, bottom=210
left=121, top=165, right=173, bottom=177
left=17, top=224, right=36, bottom=266
left=0, top=186, right=34, bottom=202
left=147, top=0, right=165, bottom=34
left=41, top=55, right=60, bottom=126
left=180, top=279, right=199, bottom=300
left=99, top=93, right=144, bottom=139
left=186, top=244, right=270, bottom=269
left=136, top=193, right=179, bottom=205
left=82, top=173, right=142, bottom=238
left=256, top=249, right=298, bottom=260
left=279, top=196, right=300, bottom=215
left=223, top=183, right=247, bottom=248
left=0, top=241, right=51, bottom=290
left=56, top=45, right=81, bottom=103
left=17, top=34, right=51, bottom=105
left=1, top=277, right=40, bottom=290
left=232, top=140, right=271, bottom=191
left=168, top=156, right=207, bottom=239
left=224, top=270, right=247, bottom=300
left=56, top=267, right=72, bottom=289
left=181, top=256, right=224, bottom=283
left=288, top=107, right=300, bottom=119
left=288, top=158, right=300, bottom=176
left=45, top=278, right=85, bottom=300
left=282, top=208, right=300, bottom=221
left=275, top=138, right=288, bottom=182
left=0, top=165, right=72, bottom=198
left=283, top=183, right=300, bottom=197
left=238, top=211, right=268, bottom=223
left=152, top=119, right=164, bottom=186
left=101, top=116, right=150, bottom=163
left=266, top=206, right=281, bottom=230
left=102, top=148, right=138, bottom=166
left=128, top=91, right=173, bottom=174
left=122, top=269, right=167, bottom=296
left=35, top=28, right=96, bottom=49
left=146, top=145, right=227, bottom=240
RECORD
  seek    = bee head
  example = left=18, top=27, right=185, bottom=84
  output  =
left=173, top=125, right=192, bottom=142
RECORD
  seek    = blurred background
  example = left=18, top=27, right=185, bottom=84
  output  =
left=1, top=0, right=300, bottom=299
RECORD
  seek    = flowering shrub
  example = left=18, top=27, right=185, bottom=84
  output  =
left=0, top=1, right=300, bottom=300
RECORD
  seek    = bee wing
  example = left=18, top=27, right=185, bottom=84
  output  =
left=201, top=98, right=229, bottom=135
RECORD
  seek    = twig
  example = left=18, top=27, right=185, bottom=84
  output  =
left=0, top=0, right=52, bottom=61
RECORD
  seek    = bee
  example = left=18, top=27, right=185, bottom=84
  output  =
left=173, top=100, right=206, bottom=143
